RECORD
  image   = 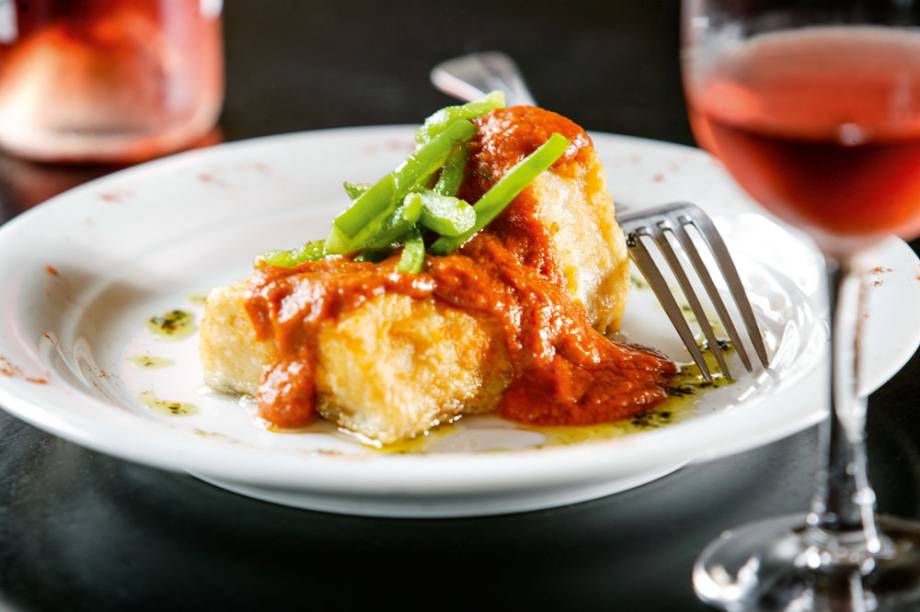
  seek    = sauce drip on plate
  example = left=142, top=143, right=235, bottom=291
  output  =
left=244, top=107, right=677, bottom=430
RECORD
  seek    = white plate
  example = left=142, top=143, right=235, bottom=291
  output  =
left=0, top=127, right=918, bottom=518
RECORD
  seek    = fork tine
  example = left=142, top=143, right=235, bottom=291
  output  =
left=628, top=231, right=713, bottom=382
left=648, top=221, right=731, bottom=378
left=670, top=218, right=753, bottom=373
left=683, top=206, right=770, bottom=368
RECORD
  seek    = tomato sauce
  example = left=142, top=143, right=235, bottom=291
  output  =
left=245, top=107, right=677, bottom=431
left=460, top=106, right=592, bottom=283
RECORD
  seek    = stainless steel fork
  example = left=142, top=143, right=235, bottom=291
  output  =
left=618, top=203, right=769, bottom=379
left=431, top=52, right=771, bottom=380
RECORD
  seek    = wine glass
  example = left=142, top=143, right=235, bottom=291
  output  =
left=682, top=0, right=920, bottom=609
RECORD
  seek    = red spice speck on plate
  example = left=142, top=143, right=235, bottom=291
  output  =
left=0, top=356, right=19, bottom=377
left=198, top=172, right=230, bottom=188
left=99, top=192, right=121, bottom=203
left=1, top=355, right=49, bottom=384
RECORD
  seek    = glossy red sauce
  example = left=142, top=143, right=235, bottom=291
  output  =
left=245, top=107, right=677, bottom=431
left=461, top=106, right=592, bottom=283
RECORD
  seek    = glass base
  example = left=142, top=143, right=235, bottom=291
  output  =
left=694, top=514, right=920, bottom=611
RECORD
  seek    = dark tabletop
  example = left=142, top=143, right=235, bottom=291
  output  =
left=1, top=2, right=919, bottom=611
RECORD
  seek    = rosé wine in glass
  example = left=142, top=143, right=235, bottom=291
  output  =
left=687, top=26, right=920, bottom=254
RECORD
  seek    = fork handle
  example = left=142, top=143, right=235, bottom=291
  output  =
left=430, top=52, right=537, bottom=106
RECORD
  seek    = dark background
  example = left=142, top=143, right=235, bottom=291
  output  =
left=1, top=2, right=919, bottom=611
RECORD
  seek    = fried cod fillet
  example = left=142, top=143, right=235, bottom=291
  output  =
left=200, top=108, right=630, bottom=444
left=202, top=288, right=511, bottom=444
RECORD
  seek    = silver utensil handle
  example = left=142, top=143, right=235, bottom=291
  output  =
left=430, top=52, right=537, bottom=106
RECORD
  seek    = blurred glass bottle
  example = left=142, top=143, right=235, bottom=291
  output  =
left=0, top=0, right=223, bottom=163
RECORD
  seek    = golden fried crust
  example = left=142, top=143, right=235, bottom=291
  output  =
left=200, top=284, right=274, bottom=398
left=200, top=286, right=511, bottom=444
left=532, top=148, right=629, bottom=332
left=315, top=293, right=511, bottom=444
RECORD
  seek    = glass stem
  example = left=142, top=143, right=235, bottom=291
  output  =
left=809, top=257, right=881, bottom=553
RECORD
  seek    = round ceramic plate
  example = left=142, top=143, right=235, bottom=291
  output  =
left=0, top=127, right=918, bottom=518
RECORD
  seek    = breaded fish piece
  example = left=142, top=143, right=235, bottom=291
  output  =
left=200, top=107, right=630, bottom=444
left=201, top=286, right=511, bottom=444
left=532, top=146, right=628, bottom=332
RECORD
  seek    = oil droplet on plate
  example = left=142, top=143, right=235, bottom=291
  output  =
left=139, top=390, right=198, bottom=416
left=128, top=355, right=175, bottom=368
left=147, top=309, right=196, bottom=340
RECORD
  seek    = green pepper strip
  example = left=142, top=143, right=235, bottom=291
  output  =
left=416, top=91, right=505, bottom=143
left=324, top=225, right=352, bottom=255
left=397, top=228, right=426, bottom=274
left=343, top=181, right=370, bottom=200
left=392, top=119, right=476, bottom=198
left=411, top=191, right=475, bottom=237
left=329, top=174, right=395, bottom=246
left=349, top=189, right=423, bottom=251
left=433, top=144, right=468, bottom=197
left=430, top=133, right=570, bottom=255
left=256, top=239, right=327, bottom=268
left=353, top=247, right=392, bottom=263
left=332, top=120, right=476, bottom=239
